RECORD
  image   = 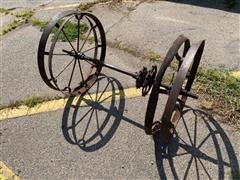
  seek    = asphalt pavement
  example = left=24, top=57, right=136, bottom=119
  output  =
left=0, top=0, right=239, bottom=179
left=1, top=87, right=239, bottom=179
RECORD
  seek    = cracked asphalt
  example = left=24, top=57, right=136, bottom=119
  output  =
left=0, top=0, right=239, bottom=179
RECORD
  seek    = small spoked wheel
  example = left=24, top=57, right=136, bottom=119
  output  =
left=145, top=35, right=205, bottom=141
left=38, top=10, right=106, bottom=96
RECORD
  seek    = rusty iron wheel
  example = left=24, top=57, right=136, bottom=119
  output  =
left=145, top=35, right=190, bottom=135
left=145, top=37, right=205, bottom=141
left=37, top=10, right=106, bottom=96
left=160, top=40, right=205, bottom=141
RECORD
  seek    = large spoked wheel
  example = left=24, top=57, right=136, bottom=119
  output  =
left=160, top=41, right=205, bottom=140
left=38, top=10, right=106, bottom=96
left=145, top=35, right=190, bottom=135
left=145, top=39, right=205, bottom=142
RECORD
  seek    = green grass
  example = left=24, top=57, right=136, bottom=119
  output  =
left=112, top=40, right=141, bottom=57
left=0, top=9, right=34, bottom=36
left=14, top=9, right=34, bottom=22
left=0, top=7, right=10, bottom=15
left=77, top=0, right=112, bottom=11
left=127, top=6, right=136, bottom=11
left=196, top=67, right=240, bottom=113
left=54, top=21, right=89, bottom=42
left=86, top=36, right=95, bottom=44
left=143, top=51, right=161, bottom=62
left=77, top=0, right=124, bottom=11
left=30, top=17, right=48, bottom=31
left=0, top=19, right=21, bottom=35
left=0, top=96, right=63, bottom=110
left=31, top=18, right=89, bottom=42
left=78, top=2, right=98, bottom=11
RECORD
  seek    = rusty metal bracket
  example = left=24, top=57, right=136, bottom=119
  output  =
left=135, top=65, right=157, bottom=96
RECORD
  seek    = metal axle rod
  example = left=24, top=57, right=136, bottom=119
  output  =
left=63, top=50, right=198, bottom=99
left=102, top=63, right=138, bottom=79
left=77, top=54, right=197, bottom=99
left=71, top=51, right=138, bottom=79
left=63, top=49, right=138, bottom=79
left=159, top=84, right=198, bottom=99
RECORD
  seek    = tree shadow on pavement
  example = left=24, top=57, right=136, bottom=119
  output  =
left=61, top=74, right=144, bottom=152
left=168, top=0, right=240, bottom=13
left=154, top=107, right=240, bottom=179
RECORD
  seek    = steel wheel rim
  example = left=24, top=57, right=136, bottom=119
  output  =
left=37, top=10, right=106, bottom=96
left=162, top=40, right=205, bottom=129
left=145, top=35, right=190, bottom=135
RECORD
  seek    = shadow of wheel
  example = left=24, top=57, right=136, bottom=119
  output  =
left=154, top=108, right=240, bottom=180
left=62, top=74, right=125, bottom=152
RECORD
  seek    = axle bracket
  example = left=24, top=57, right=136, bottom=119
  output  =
left=136, top=65, right=157, bottom=96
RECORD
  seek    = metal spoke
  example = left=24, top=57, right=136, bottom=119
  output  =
left=37, top=11, right=107, bottom=98
left=77, top=59, right=85, bottom=82
left=95, top=80, right=100, bottom=101
left=67, top=59, right=77, bottom=89
left=81, top=45, right=101, bottom=54
left=55, top=58, right=75, bottom=79
left=75, top=13, right=85, bottom=52
left=50, top=53, right=69, bottom=56
left=61, top=29, right=78, bottom=54
left=79, top=25, right=97, bottom=53
left=82, top=58, right=96, bottom=66
left=77, top=18, right=80, bottom=52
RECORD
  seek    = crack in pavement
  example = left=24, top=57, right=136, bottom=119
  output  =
left=105, top=0, right=144, bottom=34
